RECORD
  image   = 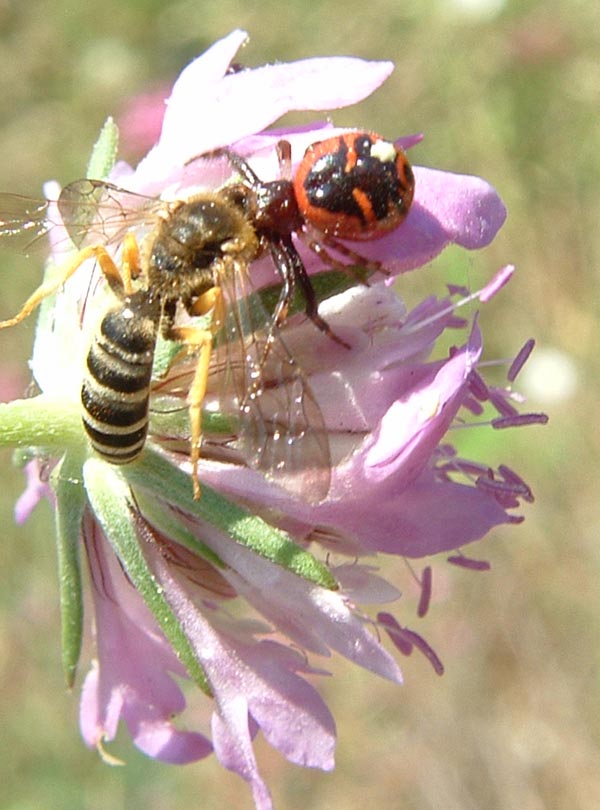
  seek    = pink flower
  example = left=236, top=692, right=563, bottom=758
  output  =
left=5, top=30, right=544, bottom=810
left=80, top=514, right=213, bottom=765
left=119, top=30, right=506, bottom=287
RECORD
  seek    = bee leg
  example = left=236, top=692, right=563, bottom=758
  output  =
left=167, top=325, right=214, bottom=500
left=194, top=286, right=225, bottom=326
left=119, top=232, right=143, bottom=294
left=0, top=244, right=124, bottom=329
left=166, top=286, right=223, bottom=499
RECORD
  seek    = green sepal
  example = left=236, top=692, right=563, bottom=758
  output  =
left=151, top=317, right=212, bottom=380
left=82, top=457, right=212, bottom=695
left=86, top=117, right=120, bottom=180
left=125, top=449, right=338, bottom=591
left=53, top=451, right=86, bottom=688
left=135, top=491, right=227, bottom=570
left=149, top=400, right=238, bottom=443
left=151, top=334, right=184, bottom=380
left=0, top=395, right=83, bottom=450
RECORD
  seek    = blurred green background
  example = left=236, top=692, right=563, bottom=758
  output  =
left=0, top=0, right=598, bottom=808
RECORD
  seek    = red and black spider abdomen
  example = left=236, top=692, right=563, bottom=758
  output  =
left=293, top=131, right=415, bottom=240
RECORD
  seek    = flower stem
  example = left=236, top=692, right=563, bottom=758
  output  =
left=0, top=396, right=84, bottom=450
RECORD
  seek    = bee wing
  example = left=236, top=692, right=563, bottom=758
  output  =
left=0, top=180, right=161, bottom=257
left=58, top=179, right=161, bottom=248
left=0, top=193, right=54, bottom=254
left=215, top=261, right=331, bottom=503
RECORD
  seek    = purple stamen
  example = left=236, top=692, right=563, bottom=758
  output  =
left=507, top=338, right=535, bottom=382
left=417, top=566, right=432, bottom=618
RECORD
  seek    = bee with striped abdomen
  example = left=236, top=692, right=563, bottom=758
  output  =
left=80, top=287, right=159, bottom=467
left=0, top=177, right=332, bottom=501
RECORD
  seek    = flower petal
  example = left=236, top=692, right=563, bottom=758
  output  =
left=359, top=471, right=513, bottom=556
left=144, top=541, right=337, bottom=801
left=414, top=167, right=507, bottom=248
left=325, top=168, right=505, bottom=275
left=15, top=459, right=53, bottom=524
left=80, top=518, right=212, bottom=764
left=137, top=29, right=393, bottom=181
left=211, top=698, right=274, bottom=810
left=165, top=506, right=403, bottom=681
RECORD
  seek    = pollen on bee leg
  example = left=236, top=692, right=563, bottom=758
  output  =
left=119, top=232, right=143, bottom=293
left=195, top=285, right=224, bottom=325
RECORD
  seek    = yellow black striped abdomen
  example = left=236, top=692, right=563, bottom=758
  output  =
left=81, top=293, right=159, bottom=464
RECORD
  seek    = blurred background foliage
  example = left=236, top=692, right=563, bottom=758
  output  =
left=0, top=0, right=598, bottom=808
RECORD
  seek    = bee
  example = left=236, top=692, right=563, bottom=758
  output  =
left=0, top=178, right=332, bottom=501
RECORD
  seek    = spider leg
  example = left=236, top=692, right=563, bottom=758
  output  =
left=275, top=140, right=292, bottom=179
left=305, top=228, right=387, bottom=279
left=270, top=235, right=350, bottom=349
left=196, top=147, right=262, bottom=187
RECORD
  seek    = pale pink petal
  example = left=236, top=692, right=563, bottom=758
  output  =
left=365, top=334, right=481, bottom=473
left=411, top=167, right=507, bottom=250
left=144, top=541, right=336, bottom=797
left=332, top=563, right=402, bottom=604
left=212, top=700, right=274, bottom=810
left=138, top=29, right=393, bottom=181
left=362, top=472, right=513, bottom=556
left=225, top=564, right=403, bottom=682
left=80, top=518, right=212, bottom=764
left=166, top=508, right=403, bottom=681
left=15, top=459, right=54, bottom=524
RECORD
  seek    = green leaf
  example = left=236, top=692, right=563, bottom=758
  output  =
left=86, top=117, right=120, bottom=180
left=53, top=452, right=86, bottom=688
left=83, top=457, right=211, bottom=695
left=125, top=449, right=338, bottom=591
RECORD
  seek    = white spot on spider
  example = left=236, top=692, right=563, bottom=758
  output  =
left=369, top=139, right=396, bottom=164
